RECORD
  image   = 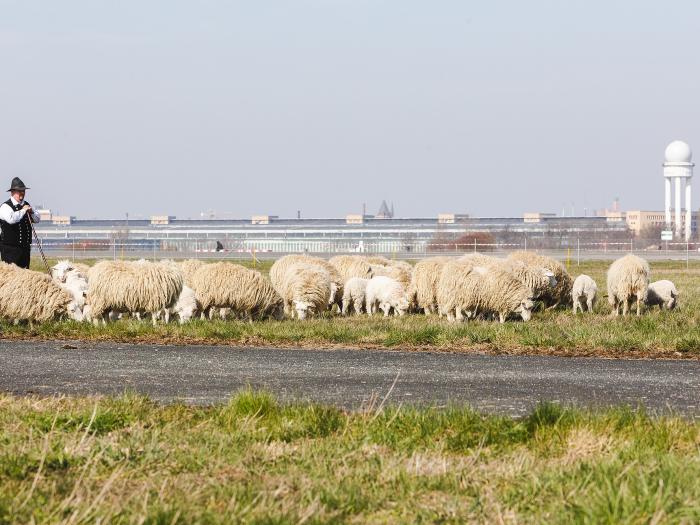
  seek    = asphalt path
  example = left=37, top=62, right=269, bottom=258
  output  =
left=1, top=340, right=699, bottom=417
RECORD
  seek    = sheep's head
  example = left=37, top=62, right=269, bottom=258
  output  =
left=176, top=302, right=198, bottom=324
left=328, top=283, right=339, bottom=306
left=66, top=301, right=84, bottom=322
left=395, top=296, right=410, bottom=316
left=516, top=299, right=535, bottom=322
left=51, top=260, right=73, bottom=283
left=294, top=300, right=314, bottom=320
left=270, top=303, right=285, bottom=321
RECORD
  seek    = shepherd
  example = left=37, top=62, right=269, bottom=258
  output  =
left=0, top=177, right=41, bottom=269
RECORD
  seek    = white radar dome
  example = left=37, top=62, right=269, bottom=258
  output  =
left=665, top=140, right=692, bottom=163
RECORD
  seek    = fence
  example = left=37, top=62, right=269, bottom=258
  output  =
left=31, top=236, right=700, bottom=263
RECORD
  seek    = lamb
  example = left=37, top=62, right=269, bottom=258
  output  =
left=606, top=254, right=650, bottom=316
left=190, top=262, right=283, bottom=320
left=85, top=260, right=183, bottom=324
left=508, top=251, right=572, bottom=308
left=51, top=260, right=90, bottom=283
left=0, top=262, right=83, bottom=323
left=329, top=255, right=373, bottom=281
left=408, top=257, right=453, bottom=315
left=365, top=276, right=410, bottom=317
left=439, top=263, right=535, bottom=323
left=341, top=277, right=369, bottom=315
left=279, top=263, right=332, bottom=319
left=645, top=280, right=678, bottom=310
left=571, top=274, right=597, bottom=314
left=270, top=255, right=343, bottom=309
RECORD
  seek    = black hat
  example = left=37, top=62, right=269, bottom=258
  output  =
left=7, top=177, right=29, bottom=192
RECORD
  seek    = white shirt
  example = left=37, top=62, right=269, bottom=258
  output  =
left=0, top=195, right=41, bottom=224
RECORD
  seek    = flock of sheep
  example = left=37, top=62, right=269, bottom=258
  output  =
left=0, top=251, right=680, bottom=325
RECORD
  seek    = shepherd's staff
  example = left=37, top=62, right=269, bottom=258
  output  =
left=28, top=213, right=51, bottom=275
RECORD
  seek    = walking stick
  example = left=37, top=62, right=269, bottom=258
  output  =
left=28, top=214, right=51, bottom=275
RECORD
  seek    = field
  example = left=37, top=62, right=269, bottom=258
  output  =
left=5, top=257, right=699, bottom=358
left=2, top=391, right=700, bottom=523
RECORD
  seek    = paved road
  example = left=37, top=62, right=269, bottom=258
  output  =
left=1, top=340, right=699, bottom=417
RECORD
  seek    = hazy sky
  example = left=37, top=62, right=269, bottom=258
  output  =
left=1, top=1, right=698, bottom=219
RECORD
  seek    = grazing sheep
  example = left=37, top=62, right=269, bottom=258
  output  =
left=171, top=285, right=199, bottom=323
left=508, top=251, right=573, bottom=308
left=436, top=259, right=478, bottom=321
left=190, top=262, right=283, bottom=321
left=364, top=255, right=392, bottom=266
left=0, top=262, right=83, bottom=322
left=606, top=254, right=650, bottom=316
left=458, top=253, right=502, bottom=266
left=439, top=264, right=535, bottom=323
left=409, top=257, right=453, bottom=315
left=370, top=261, right=412, bottom=288
left=645, top=280, right=678, bottom=310
left=341, top=277, right=369, bottom=315
left=329, top=255, right=373, bottom=281
left=571, top=275, right=597, bottom=314
left=365, top=276, right=410, bottom=317
left=179, top=259, right=205, bottom=287
left=481, top=258, right=556, bottom=302
left=279, top=263, right=332, bottom=319
left=270, top=254, right=343, bottom=310
left=86, top=260, right=183, bottom=324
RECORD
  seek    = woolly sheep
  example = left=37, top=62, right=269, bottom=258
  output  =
left=477, top=258, right=556, bottom=302
left=0, top=262, right=83, bottom=323
left=370, top=261, right=412, bottom=288
left=86, top=260, right=183, bottom=324
left=409, top=257, right=453, bottom=315
left=279, top=263, right=332, bottom=320
left=439, top=264, right=535, bottom=323
left=365, top=276, right=410, bottom=317
left=606, top=254, right=650, bottom=316
left=571, top=274, right=597, bottom=314
left=341, top=277, right=369, bottom=315
left=458, top=253, right=502, bottom=266
left=190, top=262, right=283, bottom=320
left=270, top=255, right=343, bottom=309
left=645, top=280, right=678, bottom=310
left=179, top=259, right=205, bottom=287
left=329, top=255, right=373, bottom=281
left=436, top=259, right=478, bottom=321
left=508, top=251, right=572, bottom=308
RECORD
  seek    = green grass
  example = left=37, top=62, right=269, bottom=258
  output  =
left=1, top=391, right=700, bottom=523
left=9, top=258, right=700, bottom=357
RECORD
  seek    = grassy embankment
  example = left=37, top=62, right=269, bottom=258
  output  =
left=2, top=391, right=700, bottom=523
left=1, top=258, right=698, bottom=357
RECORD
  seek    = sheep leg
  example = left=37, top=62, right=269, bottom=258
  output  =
left=498, top=312, right=506, bottom=323
left=622, top=299, right=629, bottom=316
left=636, top=297, right=641, bottom=316
left=586, top=298, right=594, bottom=312
left=455, top=308, right=464, bottom=322
left=573, top=300, right=579, bottom=314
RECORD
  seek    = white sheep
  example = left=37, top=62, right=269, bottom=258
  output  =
left=279, top=263, right=332, bottom=320
left=439, top=264, right=535, bottom=323
left=85, top=260, right=183, bottom=325
left=409, top=257, right=453, bottom=315
left=190, top=262, right=283, bottom=321
left=341, top=277, right=369, bottom=315
left=365, top=276, right=409, bottom=317
left=0, top=262, right=83, bottom=323
left=607, top=254, right=650, bottom=316
left=645, top=280, right=678, bottom=310
left=571, top=274, right=597, bottom=314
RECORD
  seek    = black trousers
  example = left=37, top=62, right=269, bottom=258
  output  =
left=1, top=244, right=31, bottom=269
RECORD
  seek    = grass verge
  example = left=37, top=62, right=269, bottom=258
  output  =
left=1, top=391, right=699, bottom=523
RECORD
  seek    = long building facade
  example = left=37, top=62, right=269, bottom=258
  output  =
left=33, top=214, right=631, bottom=255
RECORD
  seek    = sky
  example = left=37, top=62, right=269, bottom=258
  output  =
left=1, top=0, right=698, bottom=220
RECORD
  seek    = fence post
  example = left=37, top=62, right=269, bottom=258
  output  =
left=524, top=236, right=527, bottom=251
left=577, top=236, right=580, bottom=266
left=473, top=238, right=476, bottom=253
left=687, top=240, right=689, bottom=269
left=72, top=238, right=75, bottom=261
